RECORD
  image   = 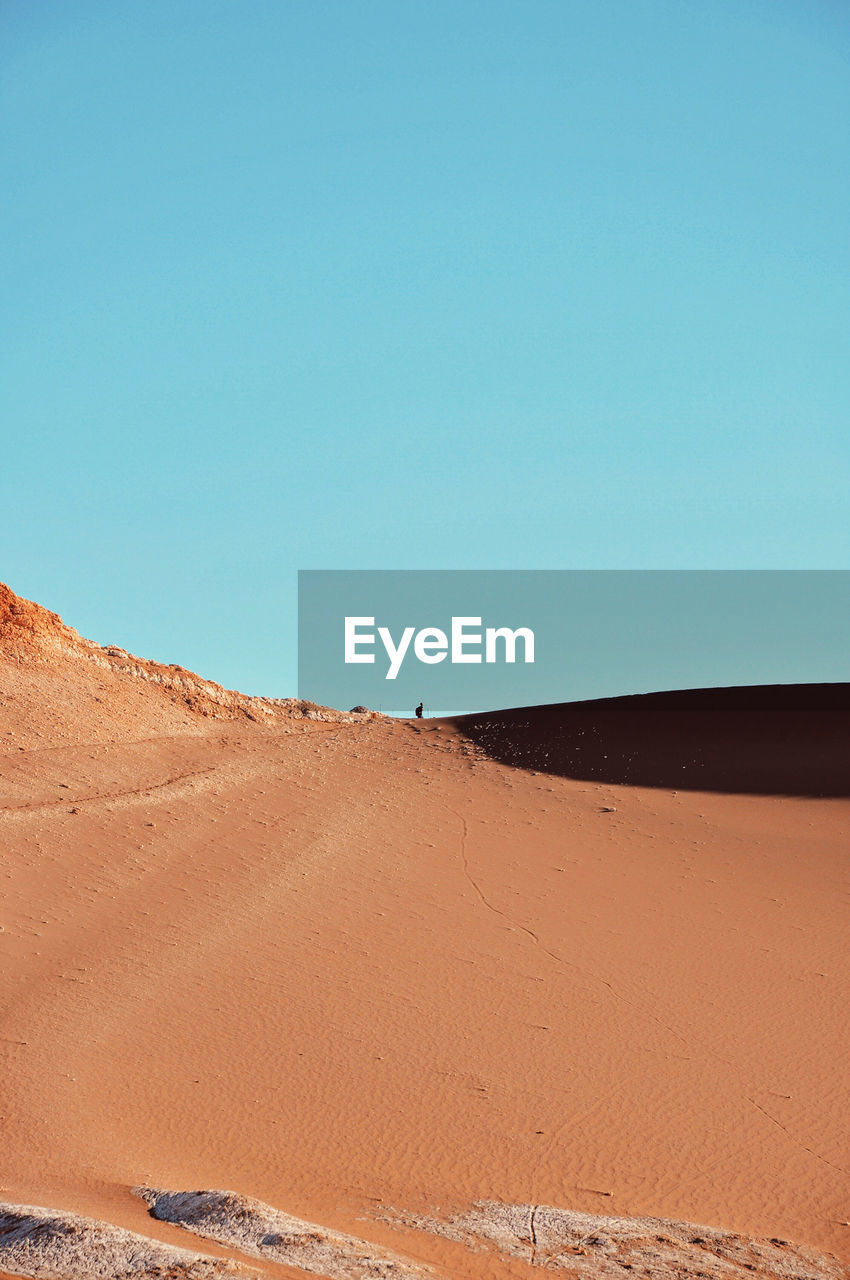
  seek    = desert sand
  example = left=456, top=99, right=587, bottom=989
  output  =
left=0, top=582, right=848, bottom=1279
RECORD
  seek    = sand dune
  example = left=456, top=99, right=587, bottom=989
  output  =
left=458, top=684, right=850, bottom=795
left=0, top=583, right=848, bottom=1279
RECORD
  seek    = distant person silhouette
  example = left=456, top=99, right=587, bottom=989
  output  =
left=415, top=702, right=423, bottom=719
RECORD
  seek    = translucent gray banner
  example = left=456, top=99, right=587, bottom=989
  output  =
left=297, top=571, right=850, bottom=717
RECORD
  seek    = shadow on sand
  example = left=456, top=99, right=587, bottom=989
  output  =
left=449, top=684, right=850, bottom=797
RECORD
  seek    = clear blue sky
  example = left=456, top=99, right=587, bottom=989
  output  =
left=3, top=0, right=848, bottom=695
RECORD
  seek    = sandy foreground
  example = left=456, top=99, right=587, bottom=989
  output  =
left=0, top=584, right=848, bottom=1279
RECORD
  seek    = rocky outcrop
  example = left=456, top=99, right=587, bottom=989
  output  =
left=381, top=1200, right=849, bottom=1279
left=137, top=1188, right=429, bottom=1280
left=0, top=581, right=373, bottom=725
left=0, top=1201, right=253, bottom=1278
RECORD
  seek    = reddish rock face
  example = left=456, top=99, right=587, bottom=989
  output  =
left=0, top=580, right=371, bottom=737
left=0, top=580, right=79, bottom=656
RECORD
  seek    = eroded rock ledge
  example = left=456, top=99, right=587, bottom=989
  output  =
left=1, top=1191, right=846, bottom=1279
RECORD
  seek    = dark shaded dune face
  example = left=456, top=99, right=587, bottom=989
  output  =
left=453, top=684, right=850, bottom=796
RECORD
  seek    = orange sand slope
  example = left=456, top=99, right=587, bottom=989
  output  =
left=0, top=583, right=848, bottom=1279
